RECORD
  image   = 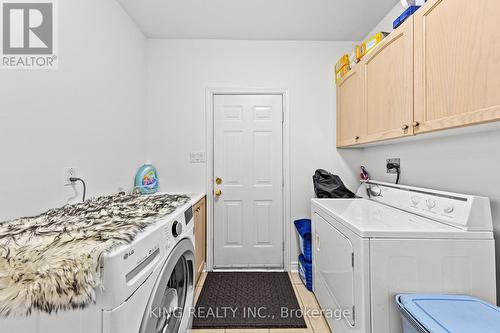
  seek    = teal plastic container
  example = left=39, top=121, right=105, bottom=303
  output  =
left=134, top=162, right=159, bottom=194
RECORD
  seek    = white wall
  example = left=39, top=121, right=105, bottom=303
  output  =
left=145, top=39, right=362, bottom=267
left=363, top=2, right=404, bottom=39
left=0, top=0, right=147, bottom=221
left=359, top=130, right=500, bottom=302
left=357, top=3, right=500, bottom=302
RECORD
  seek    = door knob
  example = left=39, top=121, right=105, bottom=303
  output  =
left=215, top=189, right=222, bottom=197
left=412, top=121, right=420, bottom=127
left=215, top=177, right=223, bottom=185
left=354, top=136, right=360, bottom=140
left=401, top=124, right=409, bottom=130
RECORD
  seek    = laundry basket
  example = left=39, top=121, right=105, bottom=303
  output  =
left=294, top=219, right=312, bottom=262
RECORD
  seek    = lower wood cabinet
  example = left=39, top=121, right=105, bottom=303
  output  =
left=193, top=197, right=206, bottom=283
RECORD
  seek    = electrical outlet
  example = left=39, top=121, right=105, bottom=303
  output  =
left=64, top=167, right=78, bottom=185
left=386, top=158, right=400, bottom=174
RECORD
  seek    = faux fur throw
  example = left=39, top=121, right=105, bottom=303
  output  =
left=0, top=193, right=190, bottom=317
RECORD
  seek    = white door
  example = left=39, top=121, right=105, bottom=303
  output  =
left=213, top=94, right=283, bottom=268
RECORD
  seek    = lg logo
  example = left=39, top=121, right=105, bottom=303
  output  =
left=123, top=249, right=135, bottom=260
left=1, top=0, right=57, bottom=69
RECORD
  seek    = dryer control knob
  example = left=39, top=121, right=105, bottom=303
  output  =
left=411, top=195, right=421, bottom=206
left=426, top=198, right=436, bottom=209
left=172, top=221, right=183, bottom=238
left=443, top=205, right=455, bottom=214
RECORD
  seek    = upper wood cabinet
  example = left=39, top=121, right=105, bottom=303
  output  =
left=359, top=17, right=414, bottom=143
left=337, top=68, right=365, bottom=147
left=413, top=0, right=500, bottom=133
left=336, top=0, right=500, bottom=147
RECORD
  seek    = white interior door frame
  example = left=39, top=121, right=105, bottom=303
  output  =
left=205, top=87, right=291, bottom=271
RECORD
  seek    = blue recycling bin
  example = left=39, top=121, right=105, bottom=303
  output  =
left=396, top=294, right=500, bottom=333
left=295, top=219, right=313, bottom=291
left=294, top=219, right=312, bottom=262
left=298, top=254, right=313, bottom=291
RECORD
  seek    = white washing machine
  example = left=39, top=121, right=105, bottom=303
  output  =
left=311, top=181, right=496, bottom=333
left=1, top=194, right=203, bottom=333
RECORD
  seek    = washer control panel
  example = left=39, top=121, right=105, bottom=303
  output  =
left=163, top=206, right=191, bottom=249
left=172, top=220, right=183, bottom=238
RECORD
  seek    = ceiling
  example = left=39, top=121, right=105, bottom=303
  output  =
left=116, top=0, right=399, bottom=41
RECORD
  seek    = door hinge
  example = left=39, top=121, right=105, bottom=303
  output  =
left=351, top=252, right=355, bottom=268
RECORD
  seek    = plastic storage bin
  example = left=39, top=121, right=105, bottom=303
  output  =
left=294, top=219, right=312, bottom=262
left=298, top=254, right=313, bottom=291
left=393, top=6, right=421, bottom=29
left=396, top=294, right=500, bottom=333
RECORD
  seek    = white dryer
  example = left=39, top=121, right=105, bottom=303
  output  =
left=311, top=181, right=496, bottom=333
left=2, top=194, right=202, bottom=333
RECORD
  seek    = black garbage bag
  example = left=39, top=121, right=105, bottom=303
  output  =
left=313, top=169, right=356, bottom=198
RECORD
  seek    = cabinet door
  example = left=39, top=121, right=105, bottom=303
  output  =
left=337, top=68, right=365, bottom=147
left=194, top=197, right=206, bottom=282
left=200, top=198, right=206, bottom=268
left=360, top=18, right=414, bottom=142
left=414, top=0, right=500, bottom=133
left=194, top=203, right=202, bottom=282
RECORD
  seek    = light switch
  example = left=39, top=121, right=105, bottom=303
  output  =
left=190, top=152, right=206, bottom=164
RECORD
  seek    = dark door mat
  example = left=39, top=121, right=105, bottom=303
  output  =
left=192, top=272, right=307, bottom=329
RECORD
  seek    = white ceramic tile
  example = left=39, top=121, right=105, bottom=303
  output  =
left=289, top=272, right=302, bottom=285
left=194, top=287, right=203, bottom=304
left=295, top=285, right=320, bottom=310
left=197, top=272, right=208, bottom=288
left=270, top=315, right=313, bottom=333
left=309, top=316, right=332, bottom=333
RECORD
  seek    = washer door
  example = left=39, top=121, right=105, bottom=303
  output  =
left=140, top=239, right=195, bottom=333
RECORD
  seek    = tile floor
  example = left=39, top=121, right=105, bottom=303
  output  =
left=192, top=272, right=332, bottom=333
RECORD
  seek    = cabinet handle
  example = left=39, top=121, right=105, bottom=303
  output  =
left=401, top=124, right=409, bottom=130
left=412, top=121, right=420, bottom=128
left=354, top=136, right=360, bottom=140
